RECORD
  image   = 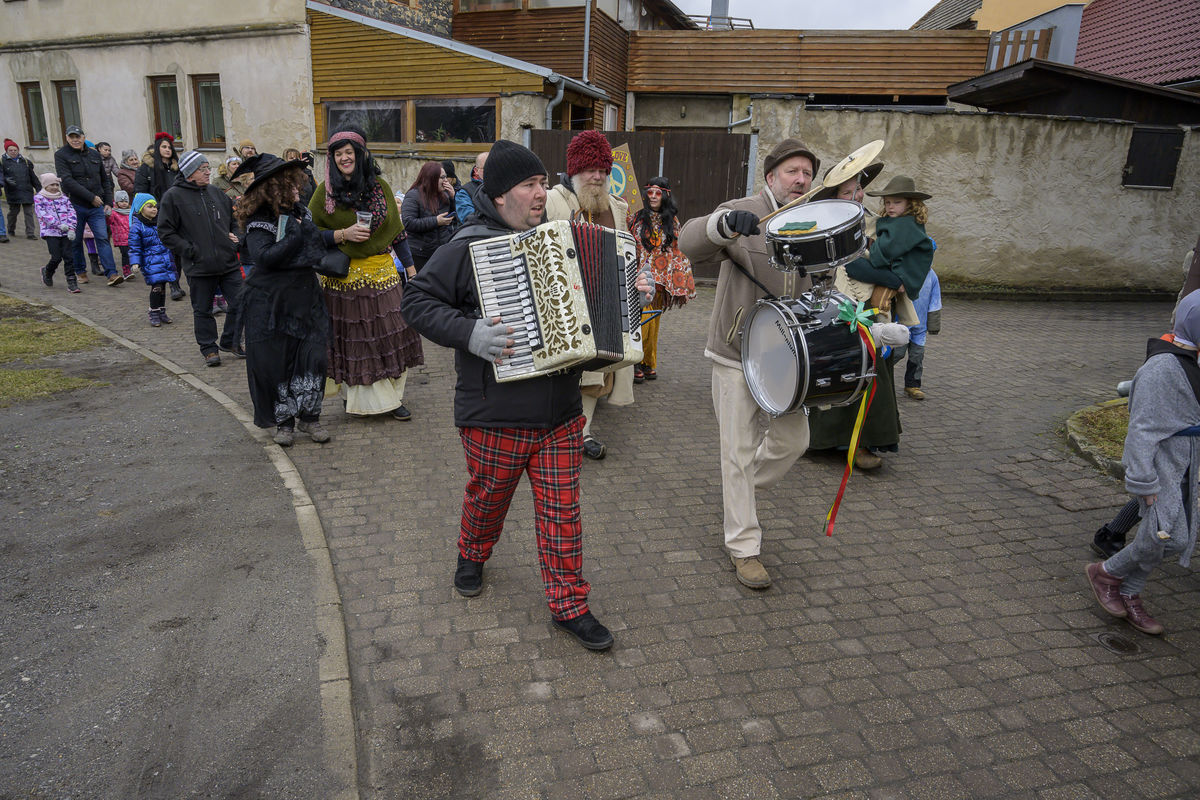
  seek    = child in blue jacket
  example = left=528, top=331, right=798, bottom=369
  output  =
left=129, top=192, right=177, bottom=327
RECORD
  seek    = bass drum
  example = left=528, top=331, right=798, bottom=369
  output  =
left=741, top=294, right=873, bottom=416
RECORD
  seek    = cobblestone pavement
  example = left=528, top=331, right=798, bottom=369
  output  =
left=5, top=237, right=1198, bottom=800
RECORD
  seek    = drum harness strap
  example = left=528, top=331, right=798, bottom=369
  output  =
left=734, top=261, right=777, bottom=301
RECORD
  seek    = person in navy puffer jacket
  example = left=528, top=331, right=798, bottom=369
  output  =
left=129, top=192, right=178, bottom=327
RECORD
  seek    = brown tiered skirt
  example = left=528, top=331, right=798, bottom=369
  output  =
left=322, top=255, right=424, bottom=387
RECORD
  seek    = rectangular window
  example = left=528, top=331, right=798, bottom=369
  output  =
left=53, top=80, right=81, bottom=137
left=20, top=82, right=48, bottom=146
left=413, top=98, right=496, bottom=144
left=1122, top=125, right=1184, bottom=189
left=527, top=0, right=584, bottom=7
left=150, top=76, right=182, bottom=141
left=191, top=75, right=226, bottom=149
left=325, top=100, right=408, bottom=144
left=458, top=0, right=523, bottom=10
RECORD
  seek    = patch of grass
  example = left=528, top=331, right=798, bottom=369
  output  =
left=0, top=294, right=105, bottom=406
left=0, top=296, right=103, bottom=364
left=0, top=367, right=100, bottom=408
left=1074, top=402, right=1129, bottom=462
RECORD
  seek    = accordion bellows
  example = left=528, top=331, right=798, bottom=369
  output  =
left=470, top=220, right=643, bottom=383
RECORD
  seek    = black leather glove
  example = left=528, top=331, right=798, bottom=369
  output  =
left=721, top=210, right=760, bottom=237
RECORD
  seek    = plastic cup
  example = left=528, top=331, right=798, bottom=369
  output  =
left=355, top=211, right=372, bottom=228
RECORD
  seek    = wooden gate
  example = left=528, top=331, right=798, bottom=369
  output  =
left=529, top=129, right=751, bottom=281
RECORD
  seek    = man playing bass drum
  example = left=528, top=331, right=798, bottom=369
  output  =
left=678, top=138, right=821, bottom=591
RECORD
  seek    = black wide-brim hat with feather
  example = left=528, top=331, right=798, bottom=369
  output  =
left=231, top=153, right=306, bottom=195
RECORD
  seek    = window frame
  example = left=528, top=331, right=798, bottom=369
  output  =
left=19, top=82, right=49, bottom=147
left=53, top=80, right=81, bottom=139
left=149, top=75, right=183, bottom=142
left=190, top=74, right=226, bottom=150
left=321, top=94, right=500, bottom=153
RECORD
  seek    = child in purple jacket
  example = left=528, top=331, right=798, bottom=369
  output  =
left=33, top=172, right=79, bottom=293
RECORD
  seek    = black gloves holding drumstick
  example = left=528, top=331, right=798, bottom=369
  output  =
left=718, top=210, right=761, bottom=238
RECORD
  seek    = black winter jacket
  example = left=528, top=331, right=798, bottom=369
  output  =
left=157, top=174, right=239, bottom=277
left=400, top=188, right=456, bottom=260
left=54, top=144, right=112, bottom=207
left=1, top=155, right=41, bottom=204
left=401, top=194, right=583, bottom=429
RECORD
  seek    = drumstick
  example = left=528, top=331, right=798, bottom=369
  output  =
left=758, top=183, right=827, bottom=226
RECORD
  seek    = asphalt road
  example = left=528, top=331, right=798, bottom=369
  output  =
left=0, top=341, right=341, bottom=798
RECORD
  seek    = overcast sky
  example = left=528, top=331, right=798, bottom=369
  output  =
left=671, top=0, right=937, bottom=30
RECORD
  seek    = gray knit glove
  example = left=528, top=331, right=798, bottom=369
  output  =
left=637, top=267, right=655, bottom=308
left=468, top=318, right=511, bottom=362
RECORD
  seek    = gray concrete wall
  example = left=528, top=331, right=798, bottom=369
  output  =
left=746, top=100, right=1199, bottom=292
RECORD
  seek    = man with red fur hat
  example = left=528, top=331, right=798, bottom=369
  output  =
left=545, top=130, right=635, bottom=461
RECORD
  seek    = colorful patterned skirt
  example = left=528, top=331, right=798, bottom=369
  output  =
left=321, top=251, right=424, bottom=415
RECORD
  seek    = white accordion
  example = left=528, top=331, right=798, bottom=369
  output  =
left=470, top=219, right=644, bottom=383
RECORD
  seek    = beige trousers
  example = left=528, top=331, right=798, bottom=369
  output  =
left=711, top=361, right=809, bottom=558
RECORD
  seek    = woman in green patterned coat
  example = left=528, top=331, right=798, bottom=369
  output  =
left=309, top=126, right=424, bottom=420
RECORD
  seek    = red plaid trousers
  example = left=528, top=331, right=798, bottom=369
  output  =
left=458, top=415, right=590, bottom=619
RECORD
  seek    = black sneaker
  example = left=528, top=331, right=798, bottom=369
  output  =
left=392, top=404, right=412, bottom=421
left=1090, top=525, right=1125, bottom=559
left=454, top=554, right=484, bottom=597
left=204, top=351, right=222, bottom=367
left=40, top=266, right=52, bottom=287
left=170, top=283, right=186, bottom=301
left=218, top=342, right=247, bottom=358
left=552, top=611, right=614, bottom=651
left=582, top=435, right=606, bottom=460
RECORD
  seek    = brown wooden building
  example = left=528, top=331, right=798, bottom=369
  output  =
left=450, top=0, right=696, bottom=130
left=627, top=28, right=992, bottom=103
left=307, top=0, right=605, bottom=152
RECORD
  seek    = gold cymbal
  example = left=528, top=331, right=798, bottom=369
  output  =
left=822, top=139, right=885, bottom=189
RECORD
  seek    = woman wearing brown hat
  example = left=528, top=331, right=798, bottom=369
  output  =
left=809, top=174, right=935, bottom=469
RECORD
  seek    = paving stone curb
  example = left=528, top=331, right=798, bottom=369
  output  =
left=1, top=287, right=360, bottom=800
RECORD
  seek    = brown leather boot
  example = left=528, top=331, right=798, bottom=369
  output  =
left=1086, top=562, right=1126, bottom=617
left=1121, top=595, right=1164, bottom=635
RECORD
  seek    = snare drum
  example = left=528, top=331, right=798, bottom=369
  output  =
left=741, top=292, right=873, bottom=416
left=765, top=200, right=866, bottom=278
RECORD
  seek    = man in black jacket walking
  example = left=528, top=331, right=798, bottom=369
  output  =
left=158, top=151, right=243, bottom=367
left=402, top=140, right=651, bottom=651
left=2, top=138, right=41, bottom=239
left=53, top=126, right=122, bottom=286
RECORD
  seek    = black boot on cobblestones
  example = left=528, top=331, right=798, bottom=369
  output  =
left=1090, top=525, right=1125, bottom=559
left=552, top=611, right=614, bottom=651
left=454, top=554, right=484, bottom=597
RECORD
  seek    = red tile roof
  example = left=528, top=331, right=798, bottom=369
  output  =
left=1075, top=0, right=1200, bottom=86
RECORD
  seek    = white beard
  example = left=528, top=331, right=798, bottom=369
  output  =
left=575, top=181, right=609, bottom=216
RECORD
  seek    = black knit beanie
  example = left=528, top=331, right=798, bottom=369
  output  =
left=483, top=140, right=546, bottom=199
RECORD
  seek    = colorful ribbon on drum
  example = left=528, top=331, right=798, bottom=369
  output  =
left=823, top=299, right=880, bottom=537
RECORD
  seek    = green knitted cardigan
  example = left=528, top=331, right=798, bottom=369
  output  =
left=308, top=178, right=404, bottom=260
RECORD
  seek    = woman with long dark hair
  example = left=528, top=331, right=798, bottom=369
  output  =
left=309, top=126, right=424, bottom=420
left=133, top=132, right=187, bottom=301
left=234, top=153, right=332, bottom=445
left=400, top=160, right=457, bottom=271
left=627, top=177, right=695, bottom=382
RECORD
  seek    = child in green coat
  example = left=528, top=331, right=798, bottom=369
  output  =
left=844, top=175, right=934, bottom=300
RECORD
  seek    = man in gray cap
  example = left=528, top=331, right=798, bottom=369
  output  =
left=53, top=125, right=123, bottom=286
left=679, top=137, right=821, bottom=590
left=158, top=150, right=242, bottom=367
